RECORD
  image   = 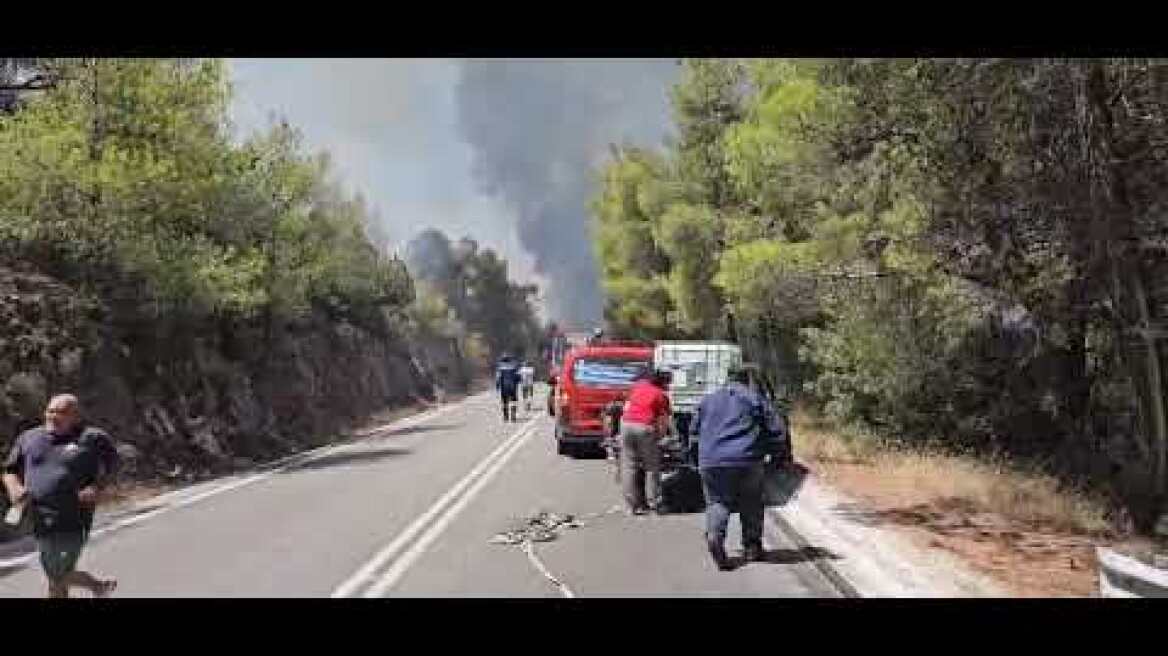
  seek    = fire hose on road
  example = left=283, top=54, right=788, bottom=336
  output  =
left=489, top=508, right=625, bottom=598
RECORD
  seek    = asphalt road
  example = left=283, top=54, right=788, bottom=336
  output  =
left=0, top=389, right=841, bottom=598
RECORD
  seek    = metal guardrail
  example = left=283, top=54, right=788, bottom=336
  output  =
left=1097, top=547, right=1168, bottom=598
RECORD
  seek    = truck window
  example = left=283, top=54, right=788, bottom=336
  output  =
left=666, top=361, right=707, bottom=388
left=571, top=359, right=649, bottom=388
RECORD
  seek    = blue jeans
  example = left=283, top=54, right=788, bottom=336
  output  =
left=700, top=464, right=765, bottom=549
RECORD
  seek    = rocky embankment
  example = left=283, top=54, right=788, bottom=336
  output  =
left=0, top=265, right=472, bottom=497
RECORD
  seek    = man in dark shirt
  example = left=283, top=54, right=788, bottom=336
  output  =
left=495, top=354, right=522, bottom=422
left=691, top=366, right=787, bottom=571
left=3, top=393, right=119, bottom=598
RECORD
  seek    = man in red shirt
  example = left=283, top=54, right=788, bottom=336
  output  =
left=619, top=369, right=672, bottom=514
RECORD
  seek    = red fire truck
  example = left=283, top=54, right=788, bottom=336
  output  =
left=549, top=339, right=654, bottom=457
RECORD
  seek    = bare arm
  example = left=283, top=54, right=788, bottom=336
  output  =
left=2, top=439, right=25, bottom=503
left=3, top=473, right=26, bottom=504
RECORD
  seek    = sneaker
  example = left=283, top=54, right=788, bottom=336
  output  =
left=707, top=541, right=733, bottom=571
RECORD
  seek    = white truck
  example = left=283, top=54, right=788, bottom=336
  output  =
left=653, top=341, right=789, bottom=463
left=653, top=341, right=743, bottom=464
left=654, top=341, right=742, bottom=414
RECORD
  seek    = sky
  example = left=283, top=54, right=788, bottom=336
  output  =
left=228, top=59, right=679, bottom=328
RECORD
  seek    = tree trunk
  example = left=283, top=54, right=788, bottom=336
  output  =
left=1064, top=278, right=1091, bottom=438
left=1132, top=270, right=1168, bottom=501
left=1084, top=61, right=1168, bottom=516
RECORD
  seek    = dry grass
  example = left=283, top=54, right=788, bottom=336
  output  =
left=792, top=409, right=1119, bottom=596
left=793, top=410, right=1112, bottom=536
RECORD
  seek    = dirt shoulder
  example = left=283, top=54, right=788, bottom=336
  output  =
left=790, top=410, right=1141, bottom=597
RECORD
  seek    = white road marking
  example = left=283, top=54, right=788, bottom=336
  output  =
left=522, top=541, right=577, bottom=599
left=361, top=419, right=541, bottom=597
left=331, top=416, right=538, bottom=598
left=0, top=552, right=35, bottom=571
left=334, top=415, right=537, bottom=595
left=0, top=395, right=482, bottom=574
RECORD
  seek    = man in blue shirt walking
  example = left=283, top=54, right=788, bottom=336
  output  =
left=3, top=393, right=120, bottom=597
left=690, top=366, right=788, bottom=571
left=495, top=353, right=522, bottom=423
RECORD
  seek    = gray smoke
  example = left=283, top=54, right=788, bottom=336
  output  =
left=404, top=228, right=457, bottom=285
left=454, top=60, right=678, bottom=330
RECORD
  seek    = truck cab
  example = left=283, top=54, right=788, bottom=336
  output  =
left=553, top=341, right=653, bottom=457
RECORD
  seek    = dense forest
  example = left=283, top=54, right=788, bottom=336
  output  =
left=593, top=59, right=1168, bottom=530
left=4, top=57, right=1166, bottom=532
left=0, top=58, right=540, bottom=484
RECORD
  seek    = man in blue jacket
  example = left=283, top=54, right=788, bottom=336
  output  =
left=495, top=353, right=522, bottom=422
left=690, top=366, right=787, bottom=571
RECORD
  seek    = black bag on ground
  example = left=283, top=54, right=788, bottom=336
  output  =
left=659, top=466, right=705, bottom=514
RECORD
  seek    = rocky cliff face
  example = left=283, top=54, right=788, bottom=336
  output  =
left=0, top=266, right=469, bottom=485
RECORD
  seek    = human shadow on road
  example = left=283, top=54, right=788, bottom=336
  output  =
left=286, top=446, right=413, bottom=472
left=724, top=546, right=843, bottom=570
left=571, top=445, right=609, bottom=461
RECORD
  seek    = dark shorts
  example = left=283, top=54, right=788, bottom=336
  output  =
left=500, top=388, right=518, bottom=404
left=37, top=531, right=87, bottom=581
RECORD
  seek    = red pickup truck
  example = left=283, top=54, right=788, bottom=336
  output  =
left=550, top=341, right=653, bottom=457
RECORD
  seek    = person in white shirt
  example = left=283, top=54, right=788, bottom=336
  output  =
left=519, top=361, right=536, bottom=411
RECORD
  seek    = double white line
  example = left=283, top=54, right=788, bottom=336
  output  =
left=331, top=415, right=541, bottom=598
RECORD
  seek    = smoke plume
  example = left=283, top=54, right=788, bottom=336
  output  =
left=454, top=60, right=678, bottom=330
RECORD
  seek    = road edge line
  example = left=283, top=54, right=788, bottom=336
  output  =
left=767, top=507, right=862, bottom=598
